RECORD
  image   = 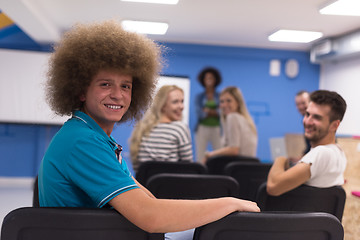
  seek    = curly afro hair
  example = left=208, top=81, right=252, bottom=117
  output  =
left=197, top=67, right=222, bottom=88
left=46, top=19, right=163, bottom=122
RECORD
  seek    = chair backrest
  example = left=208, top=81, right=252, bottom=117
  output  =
left=193, top=211, right=344, bottom=240
left=256, top=182, right=346, bottom=222
left=32, top=176, right=39, bottom=207
left=224, top=161, right=272, bottom=201
left=135, top=161, right=207, bottom=186
left=206, top=155, right=260, bottom=175
left=146, top=173, right=239, bottom=199
left=1, top=207, right=163, bottom=240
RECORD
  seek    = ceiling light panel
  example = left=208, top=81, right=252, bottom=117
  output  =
left=122, top=20, right=168, bottom=35
left=268, top=30, right=323, bottom=43
left=121, top=0, right=179, bottom=4
left=320, top=0, right=360, bottom=16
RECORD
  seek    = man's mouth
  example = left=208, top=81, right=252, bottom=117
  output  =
left=305, top=126, right=315, bottom=134
left=105, top=104, right=122, bottom=110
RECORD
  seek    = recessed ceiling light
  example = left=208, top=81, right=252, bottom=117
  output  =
left=320, top=0, right=360, bottom=16
left=268, top=30, right=323, bottom=43
left=121, top=20, right=168, bottom=35
left=121, top=0, right=179, bottom=4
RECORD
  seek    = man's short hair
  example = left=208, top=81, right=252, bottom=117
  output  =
left=310, top=90, right=347, bottom=122
left=296, top=90, right=309, bottom=97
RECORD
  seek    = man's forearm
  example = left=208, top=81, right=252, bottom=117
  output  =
left=267, top=157, right=311, bottom=196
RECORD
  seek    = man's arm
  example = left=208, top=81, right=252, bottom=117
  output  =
left=132, top=176, right=156, bottom=198
left=109, top=188, right=259, bottom=233
left=267, top=156, right=311, bottom=196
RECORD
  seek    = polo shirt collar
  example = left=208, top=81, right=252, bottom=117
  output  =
left=72, top=110, right=119, bottom=149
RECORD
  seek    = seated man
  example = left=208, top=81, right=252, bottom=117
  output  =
left=267, top=90, right=347, bottom=196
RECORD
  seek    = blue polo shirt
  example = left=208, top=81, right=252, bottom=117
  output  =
left=38, top=110, right=139, bottom=208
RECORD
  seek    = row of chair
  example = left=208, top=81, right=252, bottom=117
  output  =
left=137, top=160, right=346, bottom=222
left=144, top=172, right=346, bottom=222
left=20, top=157, right=345, bottom=239
left=1, top=207, right=343, bottom=240
left=32, top=157, right=264, bottom=208
left=135, top=155, right=261, bottom=185
left=136, top=159, right=271, bottom=201
left=33, top=160, right=346, bottom=222
left=32, top=157, right=267, bottom=207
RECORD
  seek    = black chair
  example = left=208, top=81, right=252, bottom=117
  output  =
left=206, top=155, right=260, bottom=175
left=256, top=182, right=346, bottom=222
left=135, top=161, right=207, bottom=186
left=146, top=173, right=239, bottom=199
left=193, top=211, right=344, bottom=240
left=0, top=207, right=164, bottom=240
left=32, top=176, right=39, bottom=207
left=224, top=161, right=272, bottom=201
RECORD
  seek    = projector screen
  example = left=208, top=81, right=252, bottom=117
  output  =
left=0, top=49, right=190, bottom=125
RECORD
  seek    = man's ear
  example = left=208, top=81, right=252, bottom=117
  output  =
left=330, top=119, right=340, bottom=132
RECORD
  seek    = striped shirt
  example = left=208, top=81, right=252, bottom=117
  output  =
left=138, top=121, right=193, bottom=163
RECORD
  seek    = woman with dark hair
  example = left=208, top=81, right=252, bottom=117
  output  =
left=195, top=67, right=222, bottom=162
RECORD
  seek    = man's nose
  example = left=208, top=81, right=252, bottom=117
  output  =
left=303, top=115, right=312, bottom=125
left=111, top=86, right=123, bottom=98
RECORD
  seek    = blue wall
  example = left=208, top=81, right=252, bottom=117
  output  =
left=0, top=42, right=320, bottom=177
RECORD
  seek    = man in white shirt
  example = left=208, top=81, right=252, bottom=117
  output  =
left=267, top=90, right=347, bottom=196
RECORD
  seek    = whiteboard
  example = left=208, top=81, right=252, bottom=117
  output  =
left=0, top=49, right=190, bottom=125
left=0, top=49, right=68, bottom=125
left=319, top=58, right=360, bottom=136
left=155, top=75, right=190, bottom=125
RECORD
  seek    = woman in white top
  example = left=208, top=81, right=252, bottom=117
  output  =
left=129, top=85, right=193, bottom=170
left=202, top=86, right=257, bottom=163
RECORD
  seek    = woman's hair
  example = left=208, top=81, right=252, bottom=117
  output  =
left=129, top=85, right=184, bottom=164
left=197, top=67, right=222, bottom=88
left=46, top=19, right=162, bottom=122
left=220, top=86, right=257, bottom=134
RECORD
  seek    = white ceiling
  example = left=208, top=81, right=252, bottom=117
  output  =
left=2, top=0, right=360, bottom=51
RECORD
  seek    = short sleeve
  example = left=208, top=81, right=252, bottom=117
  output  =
left=300, top=146, right=332, bottom=179
left=68, top=135, right=138, bottom=207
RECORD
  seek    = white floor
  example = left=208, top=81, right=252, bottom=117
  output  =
left=0, top=177, right=34, bottom=235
